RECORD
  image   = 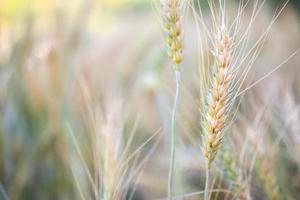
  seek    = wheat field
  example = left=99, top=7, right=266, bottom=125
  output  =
left=0, top=0, right=300, bottom=199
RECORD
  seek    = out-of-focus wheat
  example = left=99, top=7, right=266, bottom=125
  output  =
left=68, top=87, right=133, bottom=200
left=257, top=157, right=280, bottom=200
left=220, top=146, right=251, bottom=200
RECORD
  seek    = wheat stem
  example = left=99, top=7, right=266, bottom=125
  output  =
left=204, top=161, right=210, bottom=200
left=168, top=69, right=180, bottom=200
left=0, top=183, right=8, bottom=200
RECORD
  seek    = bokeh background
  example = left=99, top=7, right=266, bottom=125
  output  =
left=1, top=0, right=300, bottom=199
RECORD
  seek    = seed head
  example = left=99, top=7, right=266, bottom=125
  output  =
left=202, top=25, right=233, bottom=167
left=161, top=0, right=183, bottom=69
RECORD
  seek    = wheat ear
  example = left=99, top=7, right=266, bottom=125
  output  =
left=202, top=17, right=233, bottom=200
left=162, top=0, right=183, bottom=69
left=220, top=147, right=251, bottom=200
left=202, top=22, right=233, bottom=168
left=161, top=0, right=183, bottom=199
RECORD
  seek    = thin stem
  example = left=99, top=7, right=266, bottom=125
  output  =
left=0, top=183, right=8, bottom=200
left=168, top=69, right=181, bottom=200
left=205, top=161, right=210, bottom=200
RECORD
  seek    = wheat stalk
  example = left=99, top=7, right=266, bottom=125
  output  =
left=199, top=3, right=235, bottom=199
left=197, top=0, right=291, bottom=199
left=160, top=0, right=184, bottom=199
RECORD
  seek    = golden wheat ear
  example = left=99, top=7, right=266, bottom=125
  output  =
left=199, top=4, right=237, bottom=199
left=202, top=19, right=233, bottom=167
left=161, top=0, right=184, bottom=69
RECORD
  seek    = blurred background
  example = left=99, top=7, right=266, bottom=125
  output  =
left=0, top=0, right=300, bottom=199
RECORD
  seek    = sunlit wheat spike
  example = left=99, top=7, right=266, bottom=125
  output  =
left=202, top=16, right=233, bottom=167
